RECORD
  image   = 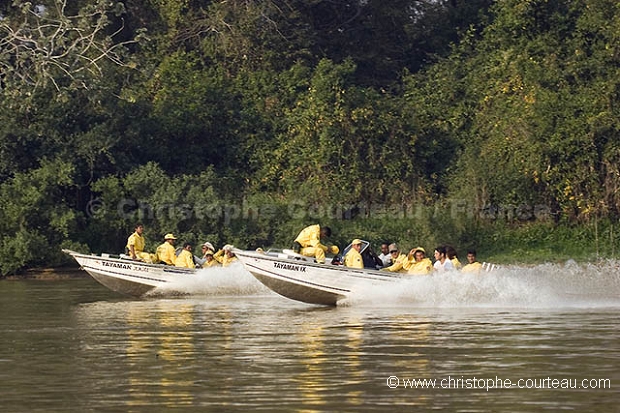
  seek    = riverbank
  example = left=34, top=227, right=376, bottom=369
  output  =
left=4, top=266, right=87, bottom=280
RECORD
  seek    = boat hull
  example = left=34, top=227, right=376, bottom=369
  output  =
left=63, top=249, right=195, bottom=297
left=236, top=250, right=401, bottom=306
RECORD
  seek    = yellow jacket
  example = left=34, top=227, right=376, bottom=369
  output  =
left=156, top=242, right=176, bottom=265
left=344, top=248, right=363, bottom=269
left=126, top=231, right=145, bottom=253
left=381, top=253, right=407, bottom=273
left=175, top=249, right=195, bottom=268
left=202, top=258, right=220, bottom=268
left=214, top=250, right=238, bottom=266
left=451, top=257, right=462, bottom=270
left=294, top=224, right=327, bottom=251
left=404, top=258, right=433, bottom=275
left=461, top=262, right=482, bottom=273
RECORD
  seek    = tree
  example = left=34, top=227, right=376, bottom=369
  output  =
left=444, top=0, right=620, bottom=221
left=0, top=159, right=80, bottom=274
left=0, top=0, right=145, bottom=94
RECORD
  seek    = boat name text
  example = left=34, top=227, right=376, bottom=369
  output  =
left=273, top=262, right=306, bottom=272
left=102, top=261, right=133, bottom=270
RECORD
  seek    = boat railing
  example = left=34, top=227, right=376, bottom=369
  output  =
left=481, top=262, right=500, bottom=272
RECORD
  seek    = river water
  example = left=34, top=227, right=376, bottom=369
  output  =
left=1, top=262, right=618, bottom=412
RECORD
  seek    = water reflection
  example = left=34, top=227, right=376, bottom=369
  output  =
left=70, top=298, right=620, bottom=411
left=296, top=320, right=327, bottom=409
left=1, top=277, right=618, bottom=412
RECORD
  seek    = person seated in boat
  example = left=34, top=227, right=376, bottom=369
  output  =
left=214, top=244, right=238, bottom=266
left=362, top=243, right=384, bottom=269
left=344, top=239, right=364, bottom=269
left=156, top=233, right=177, bottom=265
left=175, top=243, right=196, bottom=268
left=377, top=241, right=392, bottom=267
left=195, top=242, right=216, bottom=266
left=446, top=245, right=462, bottom=270
left=461, top=249, right=483, bottom=274
left=380, top=243, right=408, bottom=273
left=126, top=223, right=155, bottom=263
left=292, top=224, right=338, bottom=264
left=201, top=249, right=220, bottom=268
left=403, top=247, right=433, bottom=275
left=433, top=245, right=455, bottom=272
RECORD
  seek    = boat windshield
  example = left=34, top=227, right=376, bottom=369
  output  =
left=335, top=240, right=382, bottom=269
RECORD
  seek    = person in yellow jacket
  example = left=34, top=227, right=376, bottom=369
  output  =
left=403, top=247, right=433, bottom=275
left=201, top=249, right=220, bottom=268
left=175, top=243, right=196, bottom=268
left=344, top=239, right=364, bottom=268
left=156, top=233, right=177, bottom=265
left=293, top=224, right=337, bottom=264
left=461, top=250, right=483, bottom=274
left=214, top=244, right=238, bottom=266
left=126, top=223, right=155, bottom=263
left=380, top=243, right=408, bottom=273
left=446, top=245, right=462, bottom=270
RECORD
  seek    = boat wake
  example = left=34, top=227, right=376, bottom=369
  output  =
left=147, top=262, right=269, bottom=297
left=345, top=260, right=620, bottom=309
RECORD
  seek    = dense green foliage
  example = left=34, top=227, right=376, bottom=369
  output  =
left=0, top=0, right=618, bottom=274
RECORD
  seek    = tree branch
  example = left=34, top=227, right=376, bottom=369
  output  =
left=0, top=0, right=145, bottom=93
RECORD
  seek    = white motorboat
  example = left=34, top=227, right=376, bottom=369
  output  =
left=234, top=246, right=403, bottom=306
left=63, top=249, right=196, bottom=297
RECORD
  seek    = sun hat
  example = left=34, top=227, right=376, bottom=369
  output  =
left=351, top=239, right=363, bottom=245
left=164, top=233, right=177, bottom=240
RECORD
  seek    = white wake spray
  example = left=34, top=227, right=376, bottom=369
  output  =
left=347, top=260, right=620, bottom=309
left=148, top=262, right=269, bottom=296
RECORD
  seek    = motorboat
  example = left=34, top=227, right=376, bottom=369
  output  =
left=62, top=249, right=196, bottom=297
left=234, top=242, right=403, bottom=306
left=235, top=240, right=500, bottom=306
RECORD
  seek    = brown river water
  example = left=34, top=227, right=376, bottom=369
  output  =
left=1, top=261, right=618, bottom=412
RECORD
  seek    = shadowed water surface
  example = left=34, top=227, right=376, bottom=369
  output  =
left=0, top=261, right=618, bottom=412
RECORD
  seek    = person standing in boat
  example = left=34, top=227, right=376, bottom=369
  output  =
left=126, top=223, right=155, bottom=263
left=403, top=247, right=433, bottom=275
left=344, top=239, right=364, bottom=268
left=292, top=224, right=338, bottom=264
left=433, top=246, right=455, bottom=272
left=156, top=233, right=177, bottom=265
left=461, top=250, right=483, bottom=274
left=380, top=243, right=408, bottom=273
left=176, top=243, right=196, bottom=268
